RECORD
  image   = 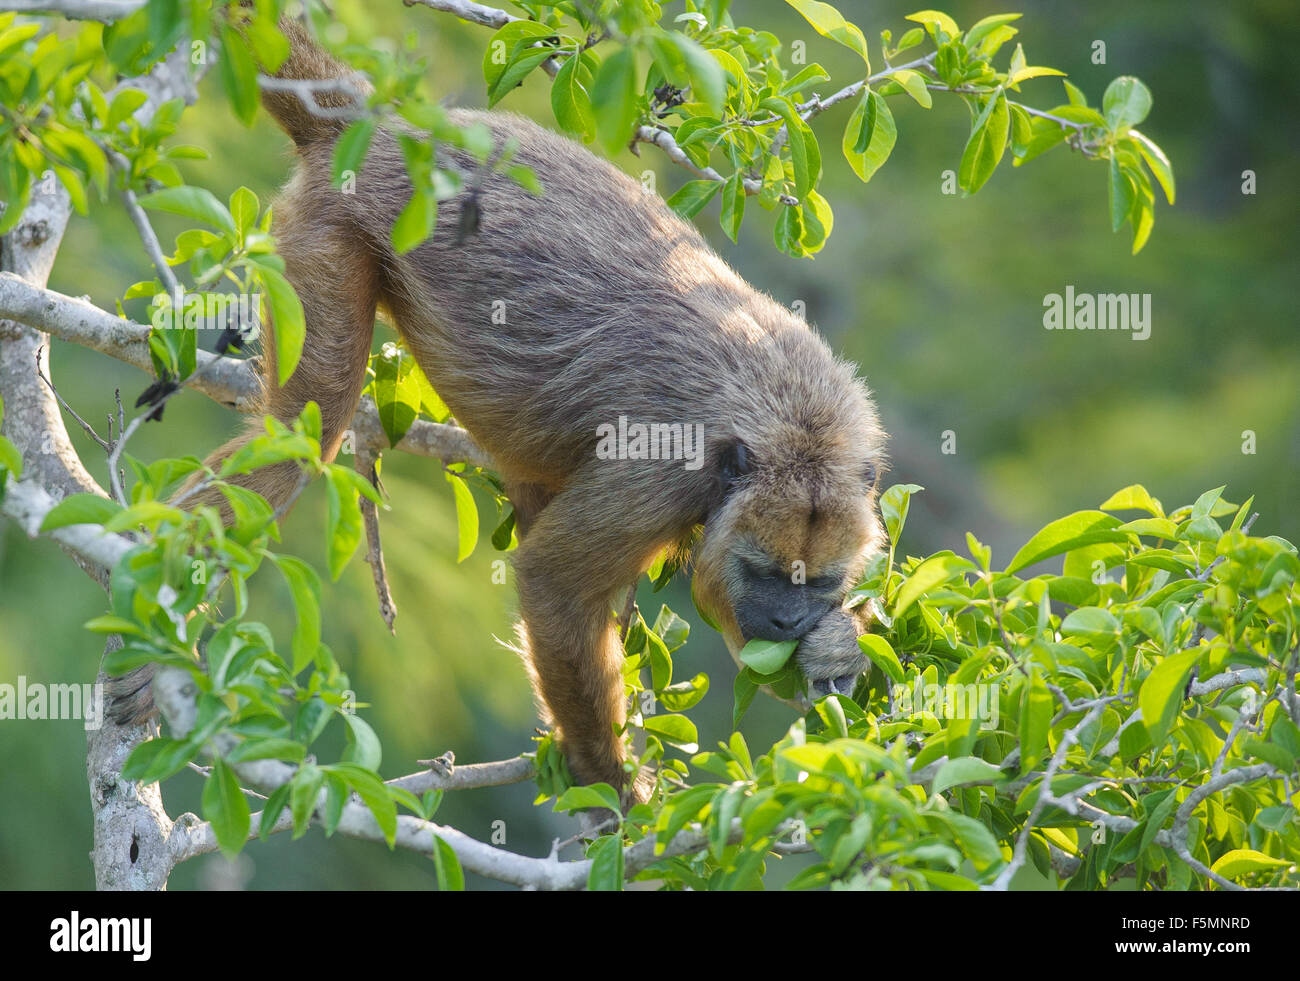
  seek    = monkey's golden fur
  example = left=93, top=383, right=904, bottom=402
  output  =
left=152, top=19, right=888, bottom=797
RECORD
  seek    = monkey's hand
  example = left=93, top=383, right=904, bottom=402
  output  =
left=796, top=607, right=868, bottom=700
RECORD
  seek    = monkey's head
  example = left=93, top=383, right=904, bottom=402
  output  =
left=690, top=360, right=886, bottom=698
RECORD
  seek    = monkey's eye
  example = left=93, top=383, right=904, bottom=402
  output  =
left=719, top=440, right=754, bottom=488
left=862, top=460, right=879, bottom=492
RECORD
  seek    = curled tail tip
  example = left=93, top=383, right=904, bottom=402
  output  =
left=248, top=15, right=370, bottom=148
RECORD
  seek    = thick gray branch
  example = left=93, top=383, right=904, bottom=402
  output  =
left=0, top=273, right=493, bottom=467
left=0, top=0, right=144, bottom=20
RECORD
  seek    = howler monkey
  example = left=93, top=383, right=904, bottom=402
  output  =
left=132, top=16, right=889, bottom=801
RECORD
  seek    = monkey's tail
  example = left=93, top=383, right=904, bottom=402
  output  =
left=256, top=17, right=372, bottom=149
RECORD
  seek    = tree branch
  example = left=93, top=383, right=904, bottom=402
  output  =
left=152, top=666, right=741, bottom=888
left=0, top=273, right=493, bottom=467
left=0, top=0, right=145, bottom=20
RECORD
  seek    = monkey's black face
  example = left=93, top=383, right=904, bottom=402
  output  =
left=691, top=434, right=885, bottom=701
left=730, top=547, right=843, bottom=643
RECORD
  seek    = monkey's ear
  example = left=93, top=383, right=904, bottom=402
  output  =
left=719, top=440, right=754, bottom=489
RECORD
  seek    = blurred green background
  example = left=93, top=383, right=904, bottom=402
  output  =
left=1, top=0, right=1296, bottom=889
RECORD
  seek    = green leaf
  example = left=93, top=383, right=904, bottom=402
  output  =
left=858, top=633, right=903, bottom=683
left=259, top=784, right=291, bottom=839
left=592, top=47, right=640, bottom=156
left=202, top=757, right=250, bottom=859
left=964, top=13, right=1022, bottom=49
left=220, top=23, right=259, bottom=124
left=932, top=756, right=1005, bottom=795
left=82, top=615, right=144, bottom=636
left=137, top=185, right=237, bottom=237
left=783, top=0, right=870, bottom=69
left=122, top=736, right=195, bottom=783
left=551, top=52, right=596, bottom=141
left=1102, top=75, right=1152, bottom=130
left=774, top=202, right=804, bottom=256
left=485, top=44, right=553, bottom=106
left=557, top=783, right=622, bottom=815
left=371, top=344, right=421, bottom=446
left=1005, top=511, right=1128, bottom=574
left=1063, top=79, right=1088, bottom=106
left=842, top=89, right=896, bottom=183
left=273, top=554, right=322, bottom=674
left=39, top=493, right=122, bottom=531
left=225, top=738, right=306, bottom=764
left=1242, top=739, right=1294, bottom=773
left=0, top=431, right=20, bottom=482
left=1019, top=669, right=1053, bottom=772
left=1008, top=103, right=1032, bottom=157
left=889, top=68, right=932, bottom=108
left=958, top=89, right=1009, bottom=195
left=331, top=762, right=397, bottom=847
left=666, top=178, right=722, bottom=219
left=1007, top=65, right=1066, bottom=87
left=1061, top=607, right=1120, bottom=637
left=653, top=605, right=690, bottom=652
left=1100, top=484, right=1164, bottom=517
left=759, top=96, right=817, bottom=199
left=255, top=266, right=306, bottom=386
left=733, top=667, right=759, bottom=729
left=1108, top=154, right=1134, bottom=232
left=928, top=811, right=1003, bottom=874
left=229, top=185, right=259, bottom=240
left=643, top=713, right=698, bottom=750
left=645, top=629, right=672, bottom=690
left=289, top=763, right=323, bottom=838
left=1137, top=647, right=1201, bottom=745
left=893, top=553, right=975, bottom=618
left=659, top=672, right=709, bottom=712
left=668, top=33, right=726, bottom=115
left=333, top=118, right=376, bottom=184
left=587, top=832, right=625, bottom=891
left=906, top=10, right=960, bottom=42
left=445, top=470, right=478, bottom=562
left=1119, top=718, right=1152, bottom=759
left=1210, top=849, right=1293, bottom=879
left=719, top=172, right=745, bottom=242
left=325, top=465, right=363, bottom=580
left=432, top=834, right=465, bottom=890
left=343, top=713, right=382, bottom=771
left=482, top=20, right=555, bottom=103
left=1189, top=486, right=1227, bottom=520
left=391, top=189, right=436, bottom=255
left=1129, top=129, right=1175, bottom=205
left=739, top=638, right=797, bottom=675
left=880, top=483, right=924, bottom=544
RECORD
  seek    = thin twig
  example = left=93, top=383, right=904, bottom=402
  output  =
left=356, top=448, right=397, bottom=633
left=35, top=348, right=111, bottom=452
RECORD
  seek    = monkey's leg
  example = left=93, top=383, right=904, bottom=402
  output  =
left=503, top=480, right=554, bottom=538
left=110, top=224, right=378, bottom=725
left=188, top=221, right=379, bottom=512
left=511, top=478, right=668, bottom=800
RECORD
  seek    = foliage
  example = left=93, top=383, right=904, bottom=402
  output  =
left=473, top=2, right=1173, bottom=255
left=565, top=482, right=1300, bottom=890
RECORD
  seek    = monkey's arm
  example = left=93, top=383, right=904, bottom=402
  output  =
left=511, top=467, right=684, bottom=803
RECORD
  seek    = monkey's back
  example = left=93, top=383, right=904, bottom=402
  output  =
left=292, top=109, right=875, bottom=489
